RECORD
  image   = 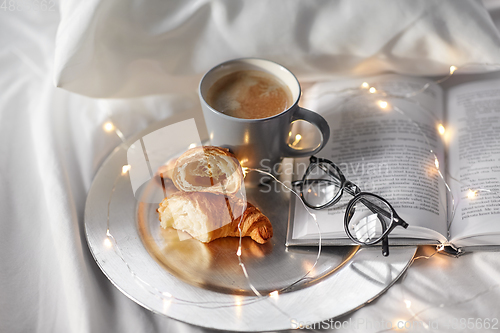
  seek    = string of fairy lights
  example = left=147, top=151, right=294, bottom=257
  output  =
left=101, top=122, right=324, bottom=312
left=326, top=65, right=498, bottom=225
left=102, top=141, right=323, bottom=313
left=100, top=62, right=500, bottom=324
left=360, top=65, right=498, bottom=212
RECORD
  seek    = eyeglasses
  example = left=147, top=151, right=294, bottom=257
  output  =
left=292, top=156, right=409, bottom=256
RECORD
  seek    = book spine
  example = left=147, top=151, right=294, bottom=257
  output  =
left=441, top=244, right=463, bottom=257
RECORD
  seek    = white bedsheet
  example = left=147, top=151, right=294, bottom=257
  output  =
left=1, top=1, right=500, bottom=332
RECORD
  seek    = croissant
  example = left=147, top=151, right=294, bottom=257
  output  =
left=158, top=192, right=273, bottom=244
left=172, top=146, right=243, bottom=196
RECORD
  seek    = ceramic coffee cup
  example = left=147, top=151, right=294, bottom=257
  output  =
left=199, top=58, right=330, bottom=182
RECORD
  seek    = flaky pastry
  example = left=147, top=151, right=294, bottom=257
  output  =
left=172, top=146, right=243, bottom=195
left=158, top=192, right=273, bottom=244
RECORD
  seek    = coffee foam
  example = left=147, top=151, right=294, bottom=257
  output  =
left=206, top=70, right=293, bottom=119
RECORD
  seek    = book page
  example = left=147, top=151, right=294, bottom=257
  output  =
left=446, top=77, right=500, bottom=245
left=291, top=74, right=448, bottom=243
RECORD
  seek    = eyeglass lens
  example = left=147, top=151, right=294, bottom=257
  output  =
left=346, top=194, right=393, bottom=244
left=303, top=162, right=343, bottom=208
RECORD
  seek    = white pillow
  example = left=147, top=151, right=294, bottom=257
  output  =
left=54, top=0, right=500, bottom=98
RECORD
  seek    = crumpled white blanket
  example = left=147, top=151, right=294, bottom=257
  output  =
left=54, top=0, right=500, bottom=98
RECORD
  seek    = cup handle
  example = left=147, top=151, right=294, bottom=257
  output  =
left=283, top=107, right=330, bottom=158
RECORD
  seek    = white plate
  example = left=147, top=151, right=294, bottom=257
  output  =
left=84, top=112, right=417, bottom=331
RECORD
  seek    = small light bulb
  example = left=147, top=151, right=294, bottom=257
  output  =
left=162, top=298, right=172, bottom=313
left=104, top=238, right=112, bottom=248
left=269, top=290, right=279, bottom=298
left=292, top=134, right=302, bottom=146
left=361, top=82, right=370, bottom=89
left=378, top=100, right=389, bottom=109
left=241, top=167, right=249, bottom=178
left=467, top=189, right=477, bottom=199
left=395, top=319, right=407, bottom=329
left=438, top=124, right=446, bottom=135
left=434, top=157, right=440, bottom=170
left=122, top=165, right=131, bottom=174
left=103, top=122, right=114, bottom=132
left=449, top=65, right=457, bottom=75
left=369, top=87, right=377, bottom=94
left=236, top=246, right=242, bottom=256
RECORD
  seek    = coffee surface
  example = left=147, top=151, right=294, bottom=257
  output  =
left=205, top=70, right=293, bottom=119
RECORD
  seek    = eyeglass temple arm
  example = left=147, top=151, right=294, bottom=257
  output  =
left=382, top=236, right=389, bottom=256
left=378, top=213, right=390, bottom=257
left=377, top=210, right=408, bottom=257
left=393, top=217, right=409, bottom=228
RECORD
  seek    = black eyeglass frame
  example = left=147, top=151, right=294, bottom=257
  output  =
left=292, top=155, right=409, bottom=256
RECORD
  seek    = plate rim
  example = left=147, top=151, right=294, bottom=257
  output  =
left=84, top=113, right=417, bottom=331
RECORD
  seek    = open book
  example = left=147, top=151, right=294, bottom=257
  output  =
left=286, top=73, right=500, bottom=254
